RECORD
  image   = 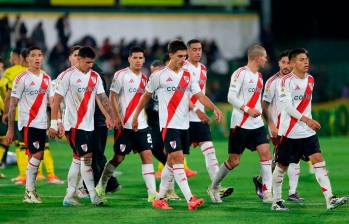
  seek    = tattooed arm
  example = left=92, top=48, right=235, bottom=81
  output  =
left=6, top=97, right=19, bottom=144
left=97, top=92, right=114, bottom=129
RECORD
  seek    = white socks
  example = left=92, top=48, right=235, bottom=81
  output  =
left=173, top=164, right=192, bottom=202
left=157, top=163, right=174, bottom=199
left=200, top=142, right=219, bottom=181
left=80, top=157, right=96, bottom=203
left=260, top=160, right=272, bottom=193
left=288, top=162, right=300, bottom=195
left=272, top=165, right=286, bottom=202
left=66, top=158, right=81, bottom=199
left=141, top=164, right=157, bottom=195
left=313, top=161, right=333, bottom=202
left=26, top=157, right=41, bottom=192
left=98, top=160, right=116, bottom=190
left=211, top=161, right=231, bottom=189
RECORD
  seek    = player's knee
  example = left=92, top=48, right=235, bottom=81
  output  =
left=227, top=156, right=240, bottom=168
left=112, top=154, right=124, bottom=165
left=309, top=152, right=324, bottom=164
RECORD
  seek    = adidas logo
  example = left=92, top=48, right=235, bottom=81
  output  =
left=30, top=81, right=35, bottom=86
left=249, top=79, right=254, bottom=83
left=129, top=79, right=134, bottom=83
left=295, top=85, right=301, bottom=90
left=76, top=79, right=82, bottom=83
left=166, top=77, right=173, bottom=82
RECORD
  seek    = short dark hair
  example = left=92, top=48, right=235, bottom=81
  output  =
left=0, top=57, right=4, bottom=64
left=187, top=39, right=201, bottom=47
left=69, top=45, right=81, bottom=56
left=168, top=40, right=187, bottom=54
left=129, top=46, right=144, bottom=56
left=20, top=48, right=29, bottom=59
left=150, top=60, right=163, bottom=68
left=288, top=48, right=309, bottom=61
left=27, top=46, right=43, bottom=55
left=11, top=48, right=21, bottom=55
left=278, top=50, right=290, bottom=61
left=78, top=46, right=96, bottom=59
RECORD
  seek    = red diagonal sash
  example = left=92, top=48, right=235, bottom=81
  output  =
left=162, top=71, right=191, bottom=140
left=284, top=76, right=314, bottom=137
left=239, top=73, right=263, bottom=127
left=190, top=64, right=206, bottom=105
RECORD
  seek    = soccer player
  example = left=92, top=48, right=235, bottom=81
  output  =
left=49, top=46, right=111, bottom=206
left=6, top=46, right=53, bottom=203
left=183, top=39, right=233, bottom=198
left=253, top=50, right=304, bottom=202
left=132, top=40, right=223, bottom=210
left=208, top=44, right=273, bottom=203
left=96, top=47, right=157, bottom=202
left=271, top=48, right=348, bottom=211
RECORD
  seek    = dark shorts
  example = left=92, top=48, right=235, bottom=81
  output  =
left=149, top=126, right=164, bottom=154
left=19, top=127, right=46, bottom=155
left=228, top=126, right=269, bottom=154
left=65, top=129, right=94, bottom=157
left=162, top=128, right=190, bottom=154
left=113, top=128, right=152, bottom=156
left=189, top=122, right=212, bottom=145
left=275, top=135, right=321, bottom=166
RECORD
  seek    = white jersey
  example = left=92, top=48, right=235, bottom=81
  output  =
left=227, top=66, right=264, bottom=129
left=55, top=66, right=105, bottom=131
left=11, top=70, right=53, bottom=130
left=263, top=72, right=283, bottom=127
left=182, top=61, right=207, bottom=122
left=145, top=67, right=201, bottom=130
left=278, top=72, right=316, bottom=139
left=110, top=67, right=148, bottom=130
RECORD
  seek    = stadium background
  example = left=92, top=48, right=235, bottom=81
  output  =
left=0, top=1, right=348, bottom=223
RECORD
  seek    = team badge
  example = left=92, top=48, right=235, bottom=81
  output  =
left=170, top=141, right=176, bottom=149
left=141, top=78, right=146, bottom=86
left=33, top=141, right=40, bottom=149
left=309, top=83, right=314, bottom=90
left=81, top=144, right=88, bottom=152
left=91, top=77, right=97, bottom=84
left=44, top=78, right=49, bottom=86
left=184, top=76, right=189, bottom=83
left=120, top=144, right=126, bottom=152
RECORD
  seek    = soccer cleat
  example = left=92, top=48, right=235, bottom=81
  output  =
left=14, top=177, right=26, bottom=185
left=48, top=175, right=64, bottom=184
left=253, top=176, right=264, bottom=200
left=152, top=199, right=173, bottom=210
left=148, top=193, right=157, bottom=202
left=165, top=190, right=181, bottom=201
left=11, top=176, right=20, bottom=182
left=271, top=200, right=289, bottom=211
left=95, top=184, right=106, bottom=202
left=188, top=195, right=204, bottom=211
left=185, top=168, right=197, bottom=178
left=288, top=192, right=304, bottom=202
left=76, top=187, right=90, bottom=199
left=23, top=190, right=43, bottom=204
left=63, top=197, right=80, bottom=207
left=218, top=186, right=234, bottom=199
left=36, top=174, right=46, bottom=181
left=0, top=173, right=6, bottom=179
left=207, top=187, right=222, bottom=203
left=263, top=192, right=273, bottom=203
left=327, top=196, right=349, bottom=210
left=92, top=195, right=104, bottom=206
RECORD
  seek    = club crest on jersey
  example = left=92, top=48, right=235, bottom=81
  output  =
left=81, top=144, right=88, bottom=152
left=141, top=78, right=146, bottom=86
left=120, top=144, right=126, bottom=152
left=91, top=77, right=97, bottom=84
left=44, top=77, right=49, bottom=86
left=184, top=76, right=190, bottom=83
left=170, top=141, right=176, bottom=149
left=309, top=83, right=314, bottom=90
left=33, top=141, right=40, bottom=149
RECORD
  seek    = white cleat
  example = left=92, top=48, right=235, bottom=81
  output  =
left=263, top=192, right=273, bottom=203
left=76, top=187, right=90, bottom=199
left=327, top=196, right=349, bottom=210
left=92, top=195, right=104, bottom=206
left=95, top=184, right=106, bottom=202
left=165, top=190, right=181, bottom=201
left=23, top=190, right=43, bottom=204
left=271, top=200, right=289, bottom=211
left=207, top=187, right=222, bottom=203
left=63, top=197, right=80, bottom=207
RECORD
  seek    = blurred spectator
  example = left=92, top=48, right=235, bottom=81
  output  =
left=31, top=21, right=47, bottom=53
left=341, top=83, right=349, bottom=98
left=0, top=58, right=4, bottom=78
left=48, top=41, right=69, bottom=78
left=0, top=15, right=11, bottom=56
left=12, top=15, right=27, bottom=44
left=55, top=13, right=71, bottom=47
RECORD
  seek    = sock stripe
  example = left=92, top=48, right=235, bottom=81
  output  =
left=201, top=146, right=214, bottom=153
left=173, top=168, right=184, bottom=170
left=224, top=161, right=232, bottom=170
left=143, top=172, right=155, bottom=175
left=29, top=162, right=39, bottom=167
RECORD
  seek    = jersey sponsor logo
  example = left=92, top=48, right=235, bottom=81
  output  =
left=166, top=86, right=187, bottom=92
left=33, top=141, right=40, bottom=149
left=166, top=77, right=173, bottom=82
left=170, top=140, right=176, bottom=149
left=120, top=144, right=126, bottom=152
left=77, top=86, right=95, bottom=93
left=293, top=94, right=311, bottom=101
left=248, top=87, right=263, bottom=93
left=25, top=89, right=48, bottom=96
left=81, top=144, right=88, bottom=152
left=128, top=87, right=145, bottom=93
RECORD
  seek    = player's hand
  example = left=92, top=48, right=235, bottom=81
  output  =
left=268, top=122, right=278, bottom=138
left=105, top=116, right=114, bottom=130
left=5, top=127, right=14, bottom=145
left=305, top=119, right=321, bottom=130
left=2, top=114, right=8, bottom=124
left=196, top=109, right=210, bottom=123
left=115, top=116, right=124, bottom=130
left=48, top=128, right=57, bottom=138
left=214, top=107, right=223, bottom=123
left=132, top=117, right=138, bottom=132
left=247, top=108, right=261, bottom=118
left=58, top=123, right=65, bottom=138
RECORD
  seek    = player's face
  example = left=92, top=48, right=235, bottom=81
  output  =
left=188, top=43, right=202, bottom=63
left=26, top=49, right=43, bottom=69
left=0, top=62, right=4, bottom=73
left=10, top=52, right=19, bottom=65
left=78, top=57, right=94, bottom=73
left=69, top=49, right=79, bottom=66
left=278, top=56, right=291, bottom=75
left=257, top=51, right=268, bottom=68
left=170, top=50, right=187, bottom=68
left=128, top=52, right=145, bottom=71
left=292, top=53, right=309, bottom=74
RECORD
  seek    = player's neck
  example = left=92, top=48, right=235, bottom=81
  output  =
left=167, top=63, right=180, bottom=74
left=129, top=67, right=141, bottom=75
left=246, top=62, right=259, bottom=74
left=292, top=70, right=306, bottom=79
left=28, top=67, right=41, bottom=76
left=188, top=59, right=199, bottom=67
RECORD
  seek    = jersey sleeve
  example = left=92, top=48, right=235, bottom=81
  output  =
left=55, top=72, right=70, bottom=97
left=109, top=72, right=123, bottom=94
left=263, top=78, right=276, bottom=103
left=227, top=69, right=245, bottom=109
left=96, top=75, right=105, bottom=95
left=278, top=77, right=302, bottom=120
left=11, top=76, right=25, bottom=99
left=145, top=72, right=160, bottom=94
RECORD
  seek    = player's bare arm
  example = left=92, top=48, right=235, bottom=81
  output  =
left=97, top=92, right=114, bottom=129
left=2, top=89, right=11, bottom=124
left=5, top=97, right=19, bottom=144
left=262, top=100, right=278, bottom=137
left=48, top=93, right=63, bottom=138
left=132, top=91, right=152, bottom=131
left=109, top=91, right=123, bottom=129
left=193, top=92, right=223, bottom=122
left=189, top=101, right=209, bottom=123
left=300, top=116, right=321, bottom=130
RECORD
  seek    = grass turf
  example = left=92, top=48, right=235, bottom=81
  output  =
left=0, top=137, right=348, bottom=224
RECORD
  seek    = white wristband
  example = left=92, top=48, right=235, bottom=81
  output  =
left=192, top=105, right=199, bottom=112
left=50, top=120, right=58, bottom=131
left=243, top=106, right=250, bottom=113
left=57, top=119, right=62, bottom=124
